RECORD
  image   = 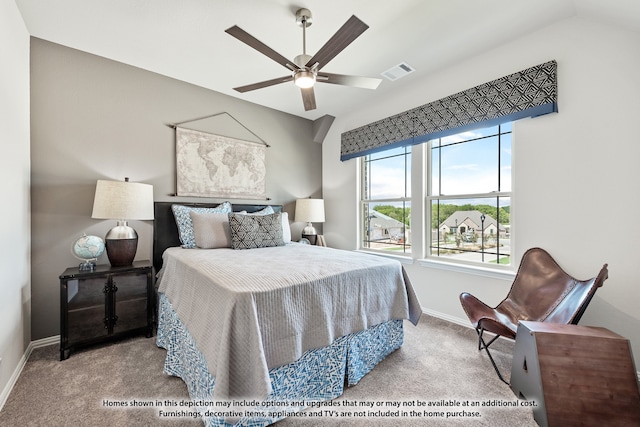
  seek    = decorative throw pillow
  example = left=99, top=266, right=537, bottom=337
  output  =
left=228, top=212, right=285, bottom=249
left=237, top=208, right=290, bottom=243
left=189, top=211, right=233, bottom=249
left=171, top=202, right=232, bottom=248
left=246, top=206, right=275, bottom=215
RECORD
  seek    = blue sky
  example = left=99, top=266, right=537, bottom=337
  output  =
left=366, top=123, right=512, bottom=207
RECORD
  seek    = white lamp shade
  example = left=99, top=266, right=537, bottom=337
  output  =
left=295, top=198, right=325, bottom=223
left=91, top=179, right=154, bottom=220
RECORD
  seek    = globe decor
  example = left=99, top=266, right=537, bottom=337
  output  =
left=72, top=234, right=105, bottom=271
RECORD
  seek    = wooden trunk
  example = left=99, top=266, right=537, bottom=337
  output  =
left=510, top=321, right=640, bottom=427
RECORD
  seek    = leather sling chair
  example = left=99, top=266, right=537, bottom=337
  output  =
left=459, top=247, right=608, bottom=384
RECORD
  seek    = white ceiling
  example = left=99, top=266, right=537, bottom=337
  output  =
left=15, top=0, right=640, bottom=120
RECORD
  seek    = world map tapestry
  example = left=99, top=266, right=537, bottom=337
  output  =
left=176, top=127, right=267, bottom=199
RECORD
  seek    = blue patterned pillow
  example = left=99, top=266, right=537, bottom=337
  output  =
left=171, top=202, right=232, bottom=248
left=228, top=212, right=284, bottom=250
left=246, top=206, right=274, bottom=215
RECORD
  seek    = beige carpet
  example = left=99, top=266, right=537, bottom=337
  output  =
left=0, top=315, right=537, bottom=426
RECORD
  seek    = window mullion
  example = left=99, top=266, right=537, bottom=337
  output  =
left=498, top=124, right=502, bottom=192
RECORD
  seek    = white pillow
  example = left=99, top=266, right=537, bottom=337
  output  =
left=189, top=211, right=233, bottom=249
left=281, top=212, right=291, bottom=243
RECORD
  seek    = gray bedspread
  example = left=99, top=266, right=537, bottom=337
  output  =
left=157, top=243, right=421, bottom=400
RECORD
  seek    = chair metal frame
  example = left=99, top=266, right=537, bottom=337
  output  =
left=476, top=327, right=509, bottom=384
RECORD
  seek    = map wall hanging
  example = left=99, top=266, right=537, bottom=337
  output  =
left=176, top=127, right=267, bottom=199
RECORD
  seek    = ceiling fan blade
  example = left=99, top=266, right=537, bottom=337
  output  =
left=305, top=15, right=369, bottom=70
left=317, top=72, right=382, bottom=89
left=233, top=75, right=293, bottom=93
left=301, top=87, right=317, bottom=111
left=225, top=25, right=299, bottom=71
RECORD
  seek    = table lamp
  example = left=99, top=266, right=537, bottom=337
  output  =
left=91, top=178, right=154, bottom=266
left=295, top=198, right=325, bottom=245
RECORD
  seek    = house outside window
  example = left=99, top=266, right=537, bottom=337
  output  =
left=428, top=123, right=512, bottom=265
left=360, top=146, right=411, bottom=254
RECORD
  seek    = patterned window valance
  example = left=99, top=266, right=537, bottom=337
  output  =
left=340, top=60, right=557, bottom=161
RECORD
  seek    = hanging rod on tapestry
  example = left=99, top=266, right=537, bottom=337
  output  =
left=166, top=112, right=270, bottom=147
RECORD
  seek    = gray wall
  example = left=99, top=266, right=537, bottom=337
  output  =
left=30, top=38, right=321, bottom=340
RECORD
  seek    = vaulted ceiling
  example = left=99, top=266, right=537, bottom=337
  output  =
left=15, top=0, right=640, bottom=120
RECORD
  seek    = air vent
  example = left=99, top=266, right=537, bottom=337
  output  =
left=381, top=62, right=415, bottom=81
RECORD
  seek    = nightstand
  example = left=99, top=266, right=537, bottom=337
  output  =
left=510, top=321, right=640, bottom=426
left=59, top=260, right=154, bottom=360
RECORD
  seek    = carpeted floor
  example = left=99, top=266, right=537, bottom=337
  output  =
left=0, top=314, right=537, bottom=426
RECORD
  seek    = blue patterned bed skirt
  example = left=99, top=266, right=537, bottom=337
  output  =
left=156, top=293, right=404, bottom=427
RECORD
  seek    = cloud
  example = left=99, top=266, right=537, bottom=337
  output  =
left=446, top=163, right=480, bottom=171
left=440, top=131, right=484, bottom=145
left=369, top=165, right=407, bottom=199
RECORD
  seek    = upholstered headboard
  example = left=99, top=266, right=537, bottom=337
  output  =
left=152, top=201, right=283, bottom=273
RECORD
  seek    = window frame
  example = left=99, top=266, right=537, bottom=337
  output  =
left=359, top=146, right=412, bottom=256
left=425, top=123, right=513, bottom=268
left=357, top=123, right=513, bottom=270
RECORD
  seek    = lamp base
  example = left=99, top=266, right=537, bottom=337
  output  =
left=105, top=238, right=138, bottom=267
left=302, top=234, right=317, bottom=245
left=104, top=221, right=138, bottom=267
left=302, top=222, right=318, bottom=245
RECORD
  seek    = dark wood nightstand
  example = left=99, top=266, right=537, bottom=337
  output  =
left=59, top=260, right=154, bottom=360
left=510, top=321, right=640, bottom=426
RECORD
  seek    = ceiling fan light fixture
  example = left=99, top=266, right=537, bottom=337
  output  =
left=226, top=9, right=376, bottom=111
left=294, top=70, right=316, bottom=88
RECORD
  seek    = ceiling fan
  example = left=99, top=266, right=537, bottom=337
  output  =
left=225, top=8, right=382, bottom=111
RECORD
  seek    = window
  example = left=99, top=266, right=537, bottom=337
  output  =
left=360, top=146, right=411, bottom=254
left=359, top=122, right=512, bottom=267
left=428, top=123, right=512, bottom=265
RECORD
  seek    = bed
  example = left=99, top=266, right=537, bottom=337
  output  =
left=153, top=202, right=421, bottom=426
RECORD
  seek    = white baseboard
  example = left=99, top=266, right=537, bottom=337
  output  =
left=421, top=307, right=473, bottom=329
left=421, top=307, right=640, bottom=384
left=0, top=335, right=59, bottom=412
left=31, top=335, right=59, bottom=349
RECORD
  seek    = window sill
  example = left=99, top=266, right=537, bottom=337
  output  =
left=418, top=258, right=515, bottom=281
left=356, top=250, right=415, bottom=265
